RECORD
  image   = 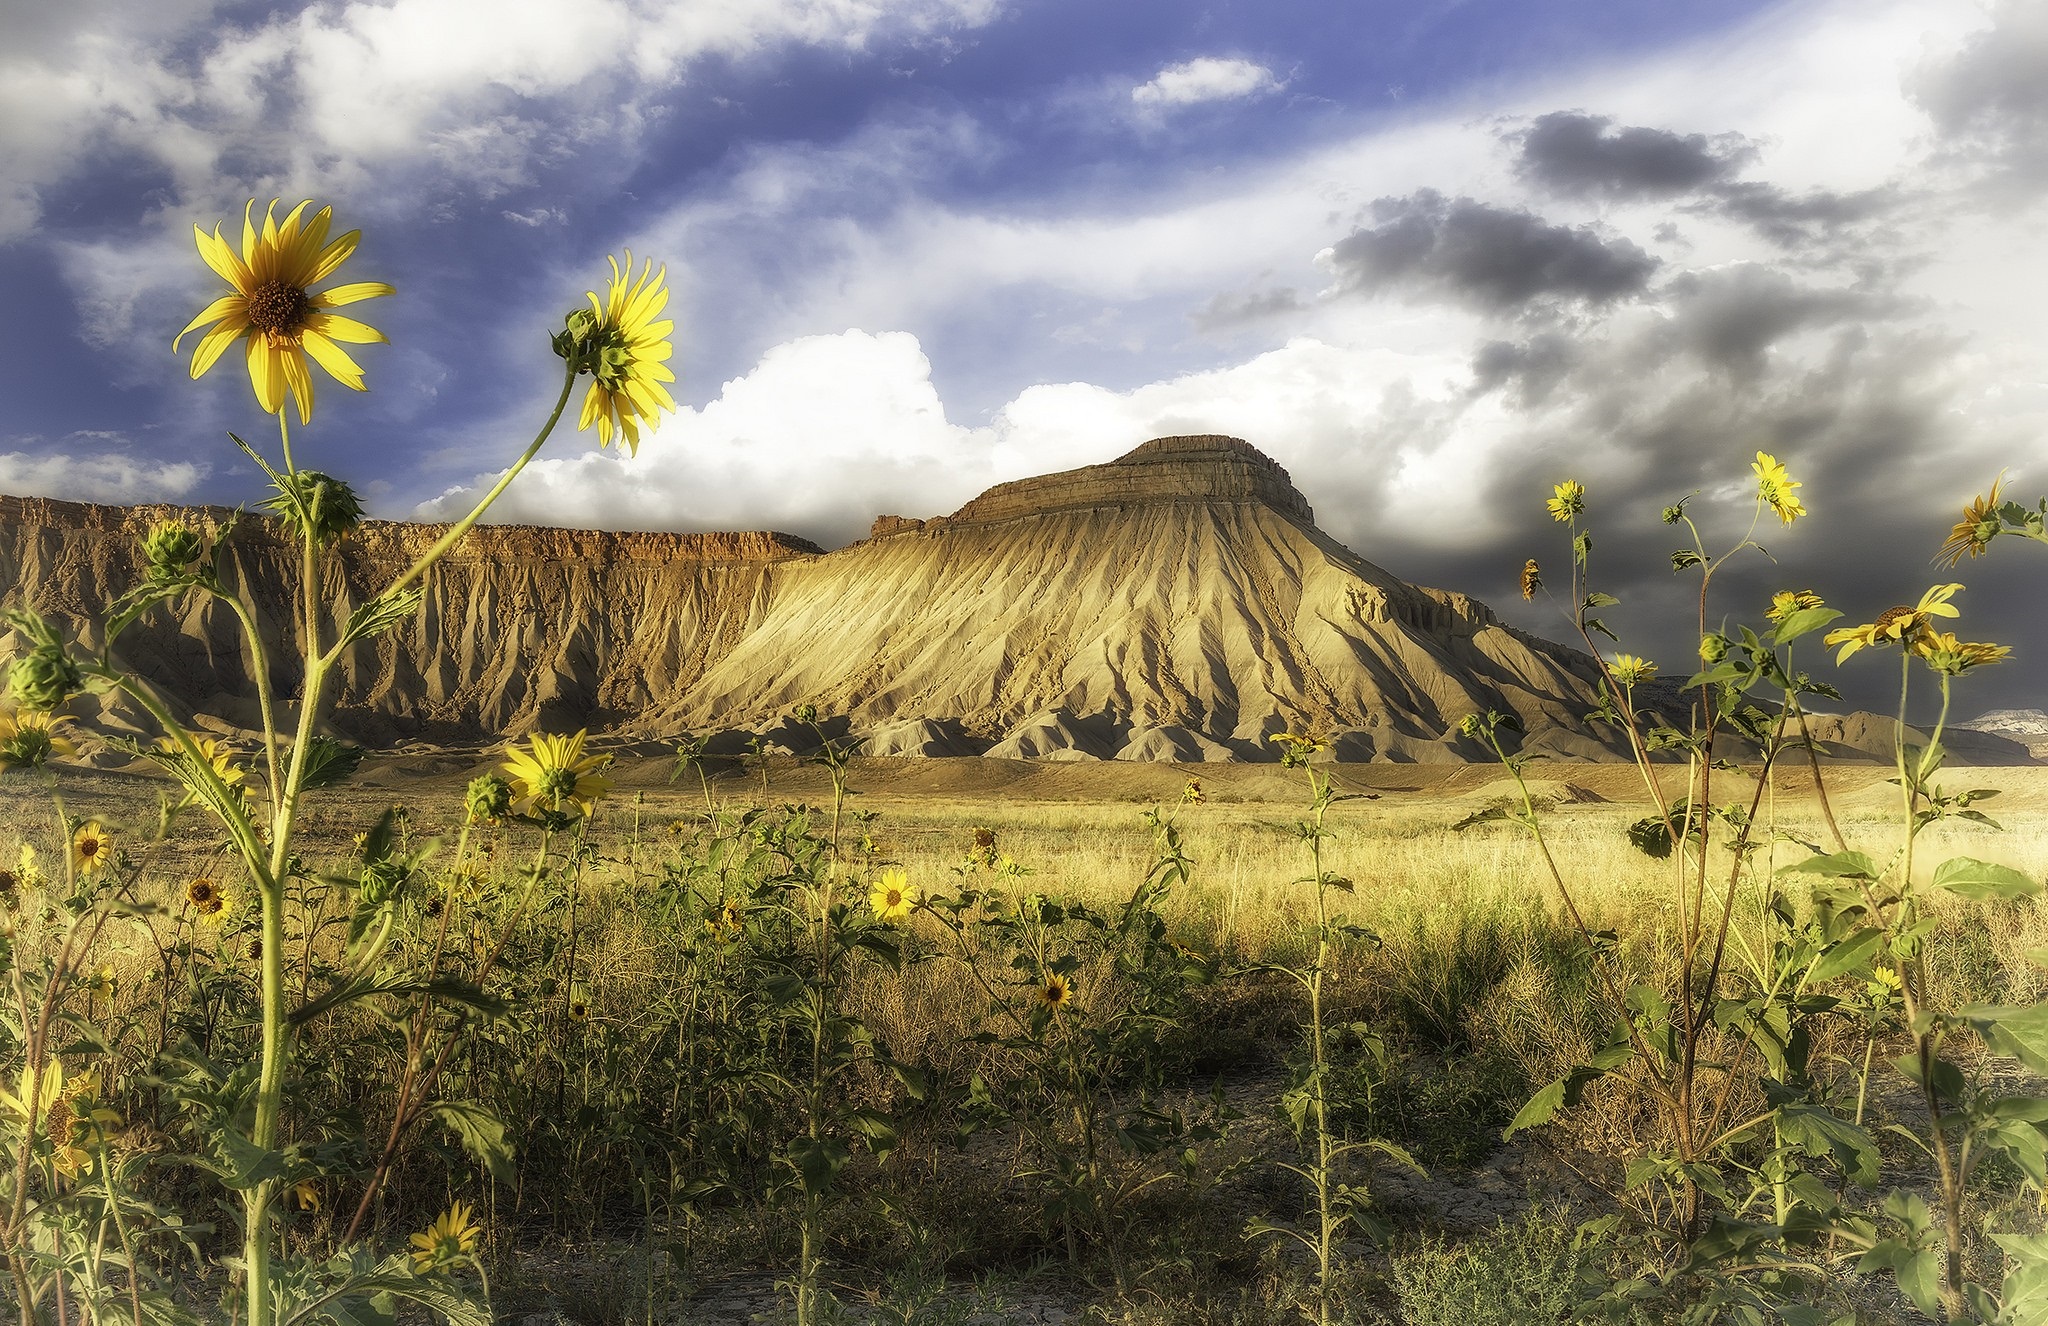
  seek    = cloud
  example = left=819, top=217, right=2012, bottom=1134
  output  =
left=0, top=0, right=1004, bottom=241
left=1910, top=0, right=2048, bottom=189
left=1513, top=111, right=1755, bottom=199
left=1131, top=57, right=1283, bottom=109
left=0, top=439, right=205, bottom=503
left=1322, top=190, right=1659, bottom=310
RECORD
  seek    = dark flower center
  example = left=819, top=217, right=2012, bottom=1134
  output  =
left=246, top=280, right=311, bottom=337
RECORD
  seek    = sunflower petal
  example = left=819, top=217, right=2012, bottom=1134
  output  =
left=303, top=311, right=387, bottom=345
left=174, top=294, right=245, bottom=350
left=188, top=320, right=248, bottom=379
left=196, top=224, right=253, bottom=292
left=247, top=336, right=285, bottom=415
left=309, top=228, right=361, bottom=284
left=280, top=347, right=314, bottom=425
left=578, top=382, right=604, bottom=431
left=310, top=280, right=394, bottom=309
left=300, top=329, right=366, bottom=388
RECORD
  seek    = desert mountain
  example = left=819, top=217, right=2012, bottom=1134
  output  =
left=0, top=435, right=2032, bottom=764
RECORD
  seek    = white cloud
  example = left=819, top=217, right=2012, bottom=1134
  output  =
left=1131, top=57, right=1283, bottom=109
left=0, top=442, right=205, bottom=504
left=0, top=0, right=1004, bottom=241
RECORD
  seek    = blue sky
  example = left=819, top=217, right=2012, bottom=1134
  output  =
left=3, top=0, right=2046, bottom=715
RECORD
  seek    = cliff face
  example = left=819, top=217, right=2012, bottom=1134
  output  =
left=0, top=439, right=1643, bottom=760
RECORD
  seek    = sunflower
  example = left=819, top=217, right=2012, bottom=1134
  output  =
left=1519, top=558, right=1541, bottom=601
left=292, top=1179, right=321, bottom=1212
left=1182, top=778, right=1205, bottom=806
left=1036, top=973, right=1074, bottom=1010
left=1752, top=452, right=1805, bottom=524
left=159, top=735, right=249, bottom=803
left=501, top=730, right=612, bottom=817
left=1823, top=583, right=1963, bottom=663
left=69, top=821, right=111, bottom=877
left=869, top=868, right=917, bottom=923
left=173, top=199, right=393, bottom=425
left=1766, top=589, right=1824, bottom=623
left=1912, top=630, right=2011, bottom=676
left=185, top=877, right=232, bottom=924
left=1545, top=480, right=1585, bottom=523
left=409, top=1200, right=480, bottom=1272
left=1937, top=477, right=2005, bottom=568
left=572, top=251, right=677, bottom=455
left=1608, top=654, right=1656, bottom=687
left=0, top=710, right=74, bottom=771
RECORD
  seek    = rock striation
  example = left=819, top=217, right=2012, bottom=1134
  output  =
left=0, top=439, right=2031, bottom=763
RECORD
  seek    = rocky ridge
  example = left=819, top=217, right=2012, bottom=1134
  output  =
left=0, top=438, right=2034, bottom=764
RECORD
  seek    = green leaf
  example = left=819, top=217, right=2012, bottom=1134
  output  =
left=1771, top=606, right=1842, bottom=646
left=1808, top=927, right=1886, bottom=984
left=1933, top=856, right=2041, bottom=902
left=1965, top=1002, right=2048, bottom=1075
left=337, top=585, right=426, bottom=650
left=1504, top=1078, right=1567, bottom=1140
left=427, top=1100, right=513, bottom=1185
left=1778, top=850, right=1879, bottom=881
left=787, top=1135, right=851, bottom=1196
left=1777, top=1104, right=1880, bottom=1187
left=287, top=735, right=365, bottom=792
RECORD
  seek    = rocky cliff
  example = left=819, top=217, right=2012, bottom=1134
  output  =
left=0, top=439, right=2030, bottom=763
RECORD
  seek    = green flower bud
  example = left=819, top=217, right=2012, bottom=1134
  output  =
left=1698, top=634, right=1729, bottom=664
left=262, top=471, right=364, bottom=547
left=793, top=703, right=819, bottom=726
left=465, top=773, right=513, bottom=824
left=9, top=646, right=82, bottom=713
left=141, top=519, right=206, bottom=579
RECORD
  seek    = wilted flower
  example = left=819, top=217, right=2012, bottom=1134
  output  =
left=1545, top=480, right=1585, bottom=523
left=409, top=1200, right=480, bottom=1272
left=1937, top=477, right=2005, bottom=568
left=1182, top=778, right=1205, bottom=805
left=1751, top=452, right=1805, bottom=525
left=1608, top=654, right=1656, bottom=687
left=967, top=826, right=999, bottom=869
left=502, top=730, right=612, bottom=817
left=1824, top=584, right=1963, bottom=662
left=292, top=1178, right=321, bottom=1211
left=869, top=868, right=917, bottom=923
left=1519, top=558, right=1541, bottom=601
left=173, top=199, right=392, bottom=424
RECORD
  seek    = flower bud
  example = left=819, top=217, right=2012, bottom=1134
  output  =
left=1698, top=634, right=1729, bottom=664
left=262, top=471, right=363, bottom=546
left=141, top=519, right=205, bottom=579
left=793, top=703, right=819, bottom=726
left=465, top=774, right=513, bottom=824
left=9, top=647, right=81, bottom=713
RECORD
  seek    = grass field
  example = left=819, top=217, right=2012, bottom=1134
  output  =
left=4, top=751, right=2044, bottom=1323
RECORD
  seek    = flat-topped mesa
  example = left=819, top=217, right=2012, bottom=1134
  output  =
left=937, top=435, right=1315, bottom=529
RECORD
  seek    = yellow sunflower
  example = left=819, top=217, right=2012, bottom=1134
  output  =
left=409, top=1200, right=481, bottom=1272
left=1912, top=630, right=2011, bottom=675
left=501, top=730, right=612, bottom=816
left=1545, top=480, right=1585, bottom=523
left=1608, top=654, right=1657, bottom=687
left=1823, top=583, right=1963, bottom=663
left=173, top=199, right=393, bottom=425
left=185, top=877, right=233, bottom=925
left=69, top=821, right=112, bottom=877
left=574, top=251, right=677, bottom=455
left=1937, top=476, right=2005, bottom=568
left=1765, top=589, right=1824, bottom=623
left=1751, top=452, right=1805, bottom=524
left=0, top=710, right=74, bottom=771
left=868, top=868, right=917, bottom=923
left=1036, top=973, right=1074, bottom=1010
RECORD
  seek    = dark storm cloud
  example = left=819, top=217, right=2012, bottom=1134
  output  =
left=1658, top=264, right=1883, bottom=379
left=1328, top=190, right=1658, bottom=310
left=1513, top=112, right=1755, bottom=199
left=1700, top=182, right=1900, bottom=253
left=1910, top=0, right=2048, bottom=188
left=1468, top=332, right=1579, bottom=406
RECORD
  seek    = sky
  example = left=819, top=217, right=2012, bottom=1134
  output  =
left=3, top=0, right=2046, bottom=720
